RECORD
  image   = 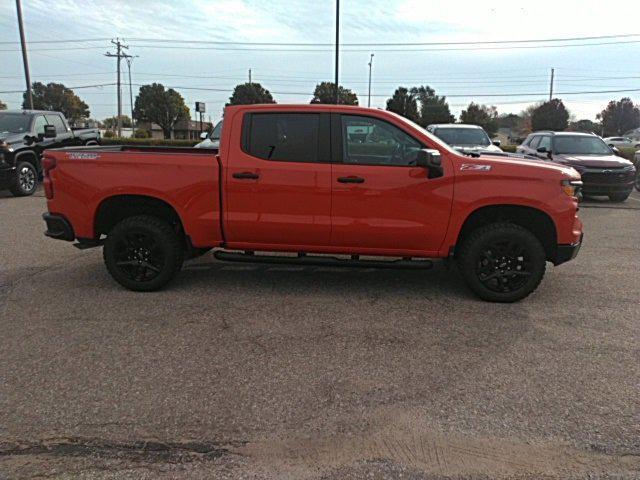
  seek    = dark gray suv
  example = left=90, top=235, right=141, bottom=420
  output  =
left=517, top=131, right=636, bottom=202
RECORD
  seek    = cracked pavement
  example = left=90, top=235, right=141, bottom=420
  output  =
left=1, top=189, right=639, bottom=479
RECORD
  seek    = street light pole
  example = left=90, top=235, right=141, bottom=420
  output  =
left=367, top=53, right=374, bottom=108
left=15, top=0, right=33, bottom=109
left=334, top=0, right=340, bottom=104
left=126, top=56, right=138, bottom=134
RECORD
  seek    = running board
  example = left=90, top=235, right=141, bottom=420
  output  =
left=213, top=250, right=433, bottom=270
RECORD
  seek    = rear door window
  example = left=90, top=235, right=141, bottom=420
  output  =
left=245, top=113, right=319, bottom=163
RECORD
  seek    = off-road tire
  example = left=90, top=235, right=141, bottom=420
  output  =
left=103, top=215, right=183, bottom=291
left=9, top=160, right=38, bottom=197
left=457, top=222, right=546, bottom=303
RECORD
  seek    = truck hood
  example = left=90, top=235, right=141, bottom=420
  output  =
left=0, top=132, right=27, bottom=146
left=551, top=154, right=632, bottom=168
left=473, top=153, right=580, bottom=179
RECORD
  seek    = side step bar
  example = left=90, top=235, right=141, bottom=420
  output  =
left=213, top=250, right=433, bottom=270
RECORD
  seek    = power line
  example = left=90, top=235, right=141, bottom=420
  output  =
left=0, top=37, right=111, bottom=45
left=0, top=82, right=115, bottom=94
left=126, top=33, right=640, bottom=46
left=121, top=39, right=640, bottom=52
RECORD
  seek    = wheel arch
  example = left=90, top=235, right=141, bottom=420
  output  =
left=14, top=149, right=40, bottom=169
left=94, top=194, right=186, bottom=240
left=454, top=204, right=558, bottom=261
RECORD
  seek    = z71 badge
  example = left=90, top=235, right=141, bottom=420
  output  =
left=460, top=164, right=491, bottom=171
left=67, top=152, right=100, bottom=160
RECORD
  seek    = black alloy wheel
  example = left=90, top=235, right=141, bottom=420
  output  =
left=457, top=222, right=546, bottom=302
left=103, top=215, right=183, bottom=291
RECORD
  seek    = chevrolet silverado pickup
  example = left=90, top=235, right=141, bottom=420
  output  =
left=0, top=110, right=100, bottom=196
left=42, top=105, right=583, bottom=302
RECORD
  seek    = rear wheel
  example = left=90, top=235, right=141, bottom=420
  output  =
left=457, top=223, right=546, bottom=303
left=103, top=215, right=184, bottom=291
left=9, top=160, right=38, bottom=197
left=609, top=192, right=631, bottom=202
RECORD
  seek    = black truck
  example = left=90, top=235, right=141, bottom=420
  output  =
left=0, top=110, right=100, bottom=196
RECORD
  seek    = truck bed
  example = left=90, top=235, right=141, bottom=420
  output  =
left=44, top=146, right=223, bottom=247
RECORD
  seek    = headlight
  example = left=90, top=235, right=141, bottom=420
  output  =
left=561, top=179, right=583, bottom=198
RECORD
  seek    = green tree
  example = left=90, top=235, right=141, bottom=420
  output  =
left=134, top=83, right=190, bottom=139
left=460, top=102, right=499, bottom=136
left=228, top=83, right=275, bottom=105
left=567, top=119, right=600, bottom=133
left=385, top=87, right=419, bottom=122
left=102, top=115, right=132, bottom=129
left=0, top=99, right=6, bottom=110
left=411, top=86, right=454, bottom=126
left=310, top=82, right=358, bottom=105
left=531, top=99, right=569, bottom=131
left=596, top=98, right=640, bottom=136
left=23, top=82, right=89, bottom=122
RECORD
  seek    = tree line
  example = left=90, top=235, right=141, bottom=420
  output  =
left=4, top=81, right=639, bottom=141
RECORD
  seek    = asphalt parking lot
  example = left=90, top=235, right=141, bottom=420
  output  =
left=1, top=189, right=639, bottom=479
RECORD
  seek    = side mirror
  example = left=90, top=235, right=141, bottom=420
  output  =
left=416, top=148, right=443, bottom=179
left=611, top=146, right=620, bottom=156
left=536, top=146, right=547, bottom=153
left=492, top=140, right=501, bottom=147
left=199, top=132, right=208, bottom=140
left=44, top=125, right=56, bottom=138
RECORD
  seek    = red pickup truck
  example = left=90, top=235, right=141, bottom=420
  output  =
left=42, top=104, right=583, bottom=302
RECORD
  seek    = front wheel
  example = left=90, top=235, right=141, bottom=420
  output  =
left=457, top=223, right=546, bottom=303
left=609, top=192, right=631, bottom=202
left=103, top=215, right=184, bottom=291
left=9, top=160, right=38, bottom=197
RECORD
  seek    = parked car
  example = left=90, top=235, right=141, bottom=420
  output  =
left=517, top=131, right=636, bottom=202
left=426, top=124, right=503, bottom=155
left=42, top=104, right=583, bottom=303
left=194, top=120, right=222, bottom=149
left=0, top=110, right=100, bottom=196
left=603, top=136, right=640, bottom=149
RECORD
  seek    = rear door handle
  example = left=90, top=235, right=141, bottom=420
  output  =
left=233, top=172, right=260, bottom=180
left=337, top=176, right=365, bottom=184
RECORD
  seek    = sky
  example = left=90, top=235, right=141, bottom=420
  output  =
left=1, top=0, right=639, bottom=124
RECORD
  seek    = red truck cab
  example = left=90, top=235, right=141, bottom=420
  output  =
left=43, top=104, right=583, bottom=302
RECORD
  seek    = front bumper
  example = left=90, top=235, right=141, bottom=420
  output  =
left=553, top=233, right=583, bottom=265
left=0, top=166, right=16, bottom=189
left=43, top=213, right=75, bottom=241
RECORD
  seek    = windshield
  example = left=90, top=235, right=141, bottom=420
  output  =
left=0, top=114, right=31, bottom=134
left=210, top=120, right=223, bottom=140
left=554, top=136, right=612, bottom=155
left=433, top=127, right=491, bottom=147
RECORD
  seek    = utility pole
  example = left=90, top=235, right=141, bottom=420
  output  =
left=248, top=69, right=252, bottom=83
left=125, top=55, right=138, bottom=134
left=367, top=53, right=374, bottom=108
left=15, top=0, right=33, bottom=109
left=105, top=38, right=131, bottom=137
left=549, top=68, right=555, bottom=101
left=334, top=0, right=340, bottom=104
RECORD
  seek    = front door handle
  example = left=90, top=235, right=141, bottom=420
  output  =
left=337, top=176, right=365, bottom=184
left=233, top=172, right=260, bottom=180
